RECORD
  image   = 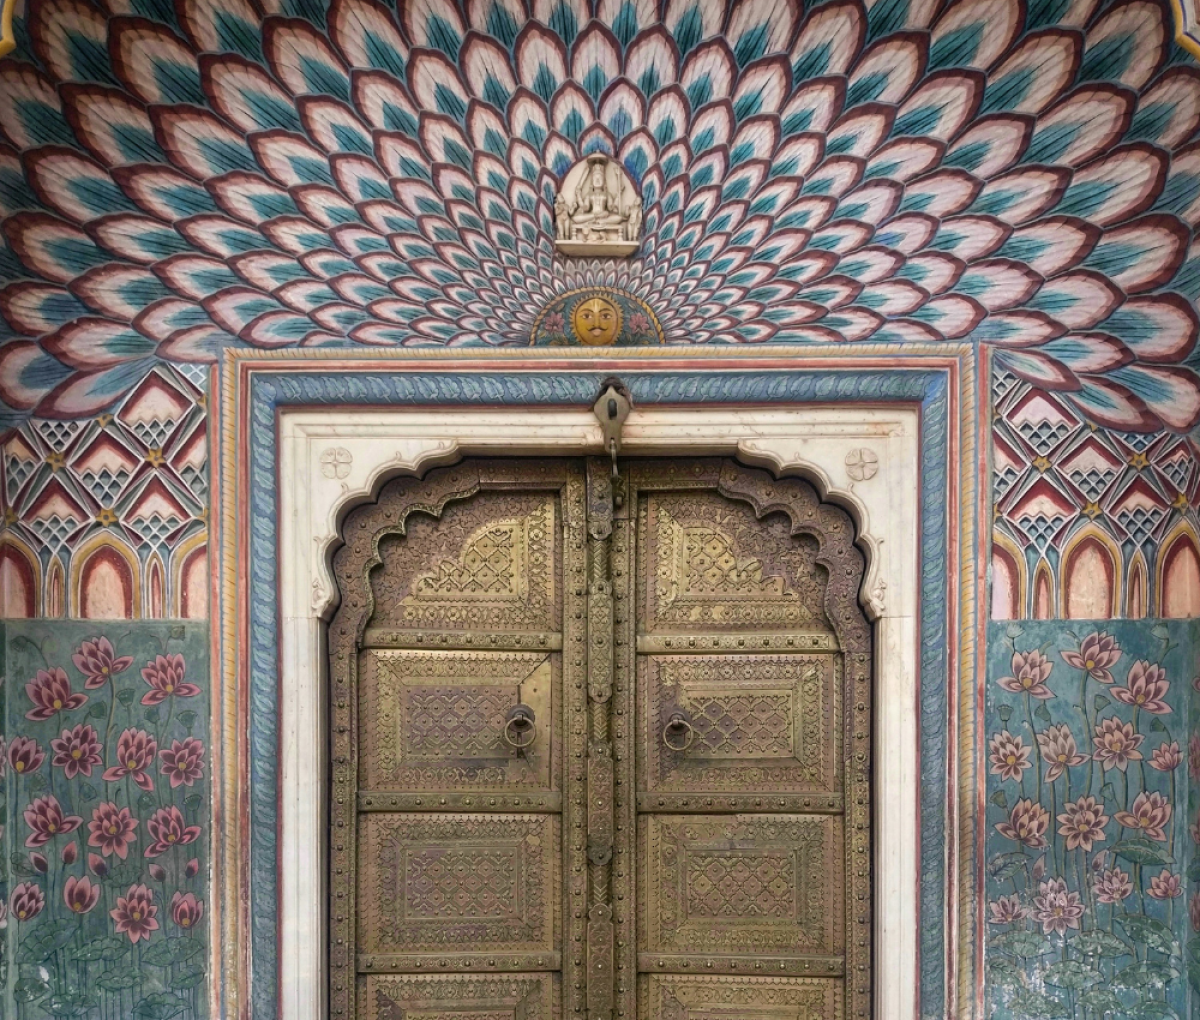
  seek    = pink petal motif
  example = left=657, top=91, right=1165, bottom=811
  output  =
left=1111, top=660, right=1171, bottom=714
left=1114, top=791, right=1172, bottom=841
left=24, top=668, right=87, bottom=721
left=111, top=884, right=158, bottom=943
left=1060, top=632, right=1121, bottom=683
left=73, top=637, right=134, bottom=689
left=88, top=802, right=139, bottom=859
left=50, top=723, right=103, bottom=779
left=63, top=875, right=100, bottom=914
left=23, top=795, right=83, bottom=847
left=144, top=806, right=201, bottom=858
left=140, top=654, right=199, bottom=705
left=103, top=729, right=158, bottom=792
left=9, top=882, right=45, bottom=922
left=997, top=650, right=1055, bottom=699
left=159, top=738, right=206, bottom=789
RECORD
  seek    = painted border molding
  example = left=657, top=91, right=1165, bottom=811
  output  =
left=217, top=350, right=983, bottom=1020
left=276, top=404, right=918, bottom=1020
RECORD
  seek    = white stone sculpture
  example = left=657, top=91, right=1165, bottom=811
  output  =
left=554, top=154, right=641, bottom=257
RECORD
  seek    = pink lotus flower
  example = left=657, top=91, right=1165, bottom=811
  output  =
left=10, top=882, right=44, bottom=922
left=63, top=876, right=100, bottom=915
left=159, top=738, right=205, bottom=788
left=73, top=636, right=133, bottom=689
left=140, top=654, right=199, bottom=706
left=998, top=650, right=1055, bottom=699
left=170, top=891, right=204, bottom=930
left=88, top=802, right=138, bottom=859
left=1061, top=632, right=1121, bottom=683
left=989, top=894, right=1026, bottom=924
left=111, top=884, right=158, bottom=943
left=995, top=798, right=1050, bottom=849
left=24, top=668, right=87, bottom=720
left=1036, top=725, right=1088, bottom=781
left=50, top=723, right=103, bottom=779
left=144, top=806, right=201, bottom=857
left=1057, top=796, right=1109, bottom=852
left=1092, top=716, right=1144, bottom=772
left=1112, top=660, right=1171, bottom=714
left=1033, top=877, right=1084, bottom=936
left=8, top=736, right=45, bottom=775
left=88, top=853, right=108, bottom=877
left=1115, top=790, right=1172, bottom=841
left=627, top=311, right=652, bottom=334
left=1094, top=867, right=1133, bottom=904
left=61, top=841, right=77, bottom=865
left=1150, top=741, right=1183, bottom=771
left=1148, top=870, right=1183, bottom=900
left=23, top=795, right=82, bottom=847
left=988, top=730, right=1031, bottom=781
left=103, top=729, right=158, bottom=792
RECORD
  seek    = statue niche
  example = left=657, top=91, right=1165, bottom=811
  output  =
left=554, top=154, right=641, bottom=257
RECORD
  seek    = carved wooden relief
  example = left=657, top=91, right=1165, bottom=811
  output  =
left=332, top=458, right=870, bottom=1020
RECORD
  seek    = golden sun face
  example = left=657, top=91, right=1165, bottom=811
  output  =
left=572, top=296, right=621, bottom=345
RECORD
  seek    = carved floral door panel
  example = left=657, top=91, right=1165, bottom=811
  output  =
left=331, top=458, right=871, bottom=1020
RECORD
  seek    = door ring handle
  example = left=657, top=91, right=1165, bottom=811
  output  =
left=504, top=704, right=538, bottom=749
left=662, top=712, right=694, bottom=751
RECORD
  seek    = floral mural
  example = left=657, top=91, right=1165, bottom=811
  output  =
left=1, top=621, right=208, bottom=1020
left=987, top=619, right=1200, bottom=1019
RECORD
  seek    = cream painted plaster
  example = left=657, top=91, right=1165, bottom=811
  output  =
left=277, top=406, right=921, bottom=1020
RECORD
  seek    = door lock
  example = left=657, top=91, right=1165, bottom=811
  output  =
left=592, top=377, right=632, bottom=477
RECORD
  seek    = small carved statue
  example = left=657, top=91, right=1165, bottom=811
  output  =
left=553, top=154, right=641, bottom=257
left=554, top=192, right=570, bottom=240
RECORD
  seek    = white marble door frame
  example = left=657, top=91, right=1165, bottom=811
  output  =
left=276, top=405, right=921, bottom=1020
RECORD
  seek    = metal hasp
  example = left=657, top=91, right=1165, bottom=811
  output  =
left=592, top=377, right=632, bottom=477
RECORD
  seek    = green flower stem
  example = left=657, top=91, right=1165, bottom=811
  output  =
left=1025, top=693, right=1042, bottom=805
left=1079, top=669, right=1094, bottom=798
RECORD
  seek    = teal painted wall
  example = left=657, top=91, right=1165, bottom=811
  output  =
left=1, top=622, right=208, bottom=1020
left=987, top=620, right=1200, bottom=1019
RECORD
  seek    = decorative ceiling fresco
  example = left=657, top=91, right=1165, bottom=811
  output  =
left=0, top=0, right=1198, bottom=434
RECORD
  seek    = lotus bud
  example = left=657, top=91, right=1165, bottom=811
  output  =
left=61, top=841, right=78, bottom=865
left=149, top=863, right=167, bottom=882
left=30, top=852, right=47, bottom=874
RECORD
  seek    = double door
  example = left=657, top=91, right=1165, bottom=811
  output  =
left=328, top=458, right=872, bottom=1020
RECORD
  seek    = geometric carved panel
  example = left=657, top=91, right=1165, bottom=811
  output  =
left=360, top=651, right=556, bottom=791
left=638, top=656, right=840, bottom=796
left=358, top=813, right=559, bottom=957
left=638, top=494, right=831, bottom=635
left=362, top=973, right=557, bottom=1020
left=638, top=815, right=843, bottom=958
left=370, top=492, right=559, bottom=633
left=640, top=973, right=843, bottom=1020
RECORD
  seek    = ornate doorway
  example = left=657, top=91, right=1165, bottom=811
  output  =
left=328, top=457, right=872, bottom=1019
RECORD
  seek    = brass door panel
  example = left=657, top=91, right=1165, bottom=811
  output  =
left=637, top=654, right=841, bottom=807
left=640, top=974, right=843, bottom=1020
left=333, top=458, right=871, bottom=1020
left=357, top=812, right=560, bottom=966
left=330, top=461, right=588, bottom=1020
left=359, top=650, right=557, bottom=795
left=638, top=814, right=843, bottom=970
left=362, top=973, right=557, bottom=1020
left=621, top=461, right=871, bottom=1020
